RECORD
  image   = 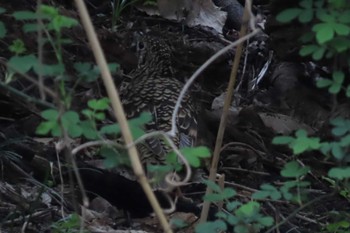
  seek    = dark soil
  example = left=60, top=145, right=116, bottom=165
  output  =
left=1, top=0, right=349, bottom=233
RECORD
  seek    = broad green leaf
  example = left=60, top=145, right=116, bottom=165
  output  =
left=331, top=143, right=344, bottom=160
left=258, top=216, right=274, bottom=227
left=340, top=135, right=350, bottom=146
left=235, top=201, right=260, bottom=218
left=195, top=220, right=227, bottom=233
left=226, top=201, right=241, bottom=211
left=329, top=83, right=341, bottom=94
left=0, top=8, right=6, bottom=14
left=33, top=63, right=64, bottom=76
left=100, top=124, right=121, bottom=135
left=328, top=167, right=350, bottom=180
left=252, top=184, right=282, bottom=200
left=299, top=44, right=318, bottom=56
left=298, top=9, right=313, bottom=23
left=313, top=23, right=334, bottom=44
left=36, top=121, right=56, bottom=135
left=179, top=146, right=211, bottom=168
left=129, top=112, right=152, bottom=126
left=23, top=23, right=43, bottom=32
left=9, top=39, right=26, bottom=55
left=88, top=98, right=110, bottom=111
left=202, top=179, right=222, bottom=193
left=8, top=54, right=37, bottom=73
left=272, top=136, right=294, bottom=145
left=276, top=8, right=302, bottom=23
left=41, top=109, right=59, bottom=120
left=13, top=11, right=45, bottom=20
left=333, top=23, right=350, bottom=36
left=80, top=120, right=98, bottom=140
left=333, top=71, right=345, bottom=84
left=312, top=46, right=326, bottom=60
left=100, top=146, right=123, bottom=168
left=281, top=161, right=310, bottom=178
left=39, top=5, right=59, bottom=17
left=316, top=11, right=335, bottom=22
left=316, top=78, right=332, bottom=88
left=330, top=37, right=350, bottom=53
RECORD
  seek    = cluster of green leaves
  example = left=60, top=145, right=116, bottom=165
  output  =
left=111, top=0, right=140, bottom=30
left=277, top=0, right=350, bottom=98
left=195, top=180, right=273, bottom=233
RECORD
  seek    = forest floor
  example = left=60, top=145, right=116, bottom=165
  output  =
left=0, top=1, right=349, bottom=233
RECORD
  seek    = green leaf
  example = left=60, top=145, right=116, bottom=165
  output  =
left=226, top=201, right=241, bottom=211
left=202, top=179, right=222, bottom=193
left=0, top=22, right=6, bottom=38
left=333, top=23, right=350, bottom=36
left=0, top=8, right=6, bottom=14
left=333, top=71, right=345, bottom=84
left=129, top=112, right=152, bottom=126
left=36, top=121, right=57, bottom=135
left=38, top=5, right=59, bottom=17
left=299, top=44, right=318, bottom=56
left=340, top=134, right=350, bottom=146
left=9, top=39, right=27, bottom=55
left=313, top=23, right=334, bottom=44
left=33, top=63, right=64, bottom=76
left=100, top=146, right=123, bottom=168
left=23, top=23, right=43, bottom=32
left=316, top=78, right=332, bottom=88
left=281, top=161, right=309, bottom=178
left=41, top=109, right=59, bottom=120
left=235, top=201, right=260, bottom=218
left=61, top=111, right=82, bottom=138
left=298, top=9, right=313, bottom=23
left=312, top=46, right=326, bottom=60
left=8, top=54, right=37, bottom=73
left=316, top=11, right=335, bottom=22
left=328, top=167, right=350, bottom=180
left=12, top=11, right=44, bottom=20
left=272, top=136, right=294, bottom=145
left=331, top=143, right=344, bottom=160
left=195, top=220, right=227, bottom=233
left=88, top=98, right=110, bottom=111
left=100, top=124, right=121, bottom=135
left=276, top=8, right=302, bottom=23
left=179, top=146, right=211, bottom=168
left=329, top=83, right=341, bottom=94
left=258, top=216, right=274, bottom=227
left=252, top=184, right=282, bottom=200
left=80, top=120, right=98, bottom=140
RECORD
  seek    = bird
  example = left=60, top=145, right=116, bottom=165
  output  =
left=119, top=33, right=198, bottom=186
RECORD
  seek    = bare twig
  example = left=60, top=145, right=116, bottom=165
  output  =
left=200, top=0, right=254, bottom=222
left=73, top=1, right=172, bottom=232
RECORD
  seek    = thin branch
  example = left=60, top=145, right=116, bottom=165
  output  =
left=73, top=1, right=173, bottom=232
left=200, top=0, right=254, bottom=222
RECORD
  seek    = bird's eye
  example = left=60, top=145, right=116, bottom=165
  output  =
left=138, top=41, right=145, bottom=50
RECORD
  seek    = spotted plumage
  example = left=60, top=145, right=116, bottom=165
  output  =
left=120, top=34, right=197, bottom=167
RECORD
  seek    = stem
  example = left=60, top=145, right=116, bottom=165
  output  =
left=199, top=0, right=252, bottom=222
left=73, top=1, right=173, bottom=232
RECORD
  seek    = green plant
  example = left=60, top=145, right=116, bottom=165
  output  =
left=111, top=0, right=140, bottom=30
left=51, top=213, right=85, bottom=233
left=195, top=180, right=273, bottom=233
